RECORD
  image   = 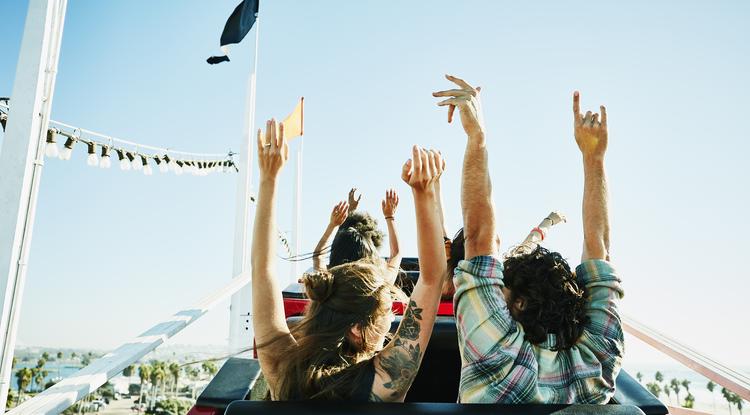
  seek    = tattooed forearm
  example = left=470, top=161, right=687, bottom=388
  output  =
left=378, top=300, right=424, bottom=398
left=398, top=300, right=423, bottom=341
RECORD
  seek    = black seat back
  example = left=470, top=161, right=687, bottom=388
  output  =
left=226, top=401, right=646, bottom=414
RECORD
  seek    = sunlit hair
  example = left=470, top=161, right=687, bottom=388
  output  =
left=271, top=259, right=405, bottom=400
left=328, top=212, right=384, bottom=268
left=502, top=246, right=589, bottom=351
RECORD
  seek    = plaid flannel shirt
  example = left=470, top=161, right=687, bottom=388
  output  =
left=454, top=255, right=624, bottom=403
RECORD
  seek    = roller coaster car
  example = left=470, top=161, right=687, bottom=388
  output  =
left=187, top=258, right=667, bottom=415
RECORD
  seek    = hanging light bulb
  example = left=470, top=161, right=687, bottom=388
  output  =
left=160, top=155, right=172, bottom=173
left=85, top=142, right=99, bottom=167
left=126, top=152, right=136, bottom=171
left=165, top=154, right=178, bottom=172
left=45, top=129, right=59, bottom=158
left=59, top=136, right=76, bottom=160
left=131, top=153, right=142, bottom=170
left=141, top=156, right=153, bottom=176
left=153, top=156, right=167, bottom=173
left=99, top=146, right=111, bottom=169
left=174, top=160, right=184, bottom=175
left=117, top=149, right=131, bottom=170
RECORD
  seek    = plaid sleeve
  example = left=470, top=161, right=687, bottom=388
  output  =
left=575, top=260, right=625, bottom=390
left=575, top=260, right=624, bottom=340
left=453, top=256, right=521, bottom=361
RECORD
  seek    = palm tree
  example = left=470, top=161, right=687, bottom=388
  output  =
left=168, top=362, right=180, bottom=395
left=56, top=351, right=63, bottom=360
left=663, top=383, right=671, bottom=404
left=670, top=378, right=681, bottom=404
left=15, top=367, right=32, bottom=405
left=646, top=382, right=661, bottom=398
left=41, top=352, right=50, bottom=361
left=683, top=393, right=695, bottom=409
left=655, top=371, right=664, bottom=383
left=149, top=366, right=166, bottom=409
left=707, top=381, right=717, bottom=411
left=138, top=364, right=152, bottom=409
left=636, top=372, right=643, bottom=383
left=71, top=352, right=77, bottom=360
left=722, top=387, right=734, bottom=414
left=123, top=364, right=135, bottom=379
left=34, top=371, right=45, bottom=393
left=201, top=361, right=218, bottom=376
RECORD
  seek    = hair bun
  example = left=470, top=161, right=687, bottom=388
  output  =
left=303, top=271, right=335, bottom=302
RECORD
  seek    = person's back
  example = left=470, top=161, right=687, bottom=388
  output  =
left=433, top=76, right=623, bottom=404
left=453, top=247, right=623, bottom=403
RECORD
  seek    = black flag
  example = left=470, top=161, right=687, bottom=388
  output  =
left=207, top=0, right=260, bottom=65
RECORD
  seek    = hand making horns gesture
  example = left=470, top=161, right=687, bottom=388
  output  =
left=573, top=91, right=608, bottom=161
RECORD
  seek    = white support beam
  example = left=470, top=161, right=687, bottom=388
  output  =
left=623, top=315, right=750, bottom=401
left=0, top=0, right=67, bottom=409
left=229, top=18, right=261, bottom=350
left=9, top=271, right=252, bottom=415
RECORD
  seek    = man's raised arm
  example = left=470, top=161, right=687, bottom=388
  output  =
left=433, top=75, right=497, bottom=259
left=573, top=91, right=610, bottom=261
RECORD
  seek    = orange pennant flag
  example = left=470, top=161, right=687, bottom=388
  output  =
left=281, top=97, right=304, bottom=139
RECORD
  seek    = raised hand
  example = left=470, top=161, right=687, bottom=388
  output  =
left=329, top=201, right=349, bottom=227
left=257, top=119, right=289, bottom=180
left=573, top=91, right=608, bottom=161
left=348, top=188, right=362, bottom=211
left=432, top=75, right=484, bottom=138
left=401, top=146, right=444, bottom=193
left=381, top=189, right=399, bottom=218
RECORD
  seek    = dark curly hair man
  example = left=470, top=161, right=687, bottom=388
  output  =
left=433, top=75, right=624, bottom=404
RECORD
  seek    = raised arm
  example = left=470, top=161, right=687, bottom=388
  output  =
left=573, top=91, right=610, bottom=261
left=433, top=160, right=449, bottom=240
left=251, top=119, right=294, bottom=384
left=433, top=75, right=497, bottom=259
left=312, top=201, right=349, bottom=271
left=348, top=187, right=362, bottom=213
left=381, top=189, right=402, bottom=271
left=371, top=147, right=446, bottom=402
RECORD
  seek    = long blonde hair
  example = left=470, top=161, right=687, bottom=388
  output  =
left=272, top=260, right=404, bottom=400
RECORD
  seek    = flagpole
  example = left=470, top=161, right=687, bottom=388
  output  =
left=229, top=12, right=260, bottom=351
left=291, top=135, right=303, bottom=284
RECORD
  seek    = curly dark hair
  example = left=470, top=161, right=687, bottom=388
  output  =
left=328, top=212, right=384, bottom=268
left=502, top=246, right=589, bottom=350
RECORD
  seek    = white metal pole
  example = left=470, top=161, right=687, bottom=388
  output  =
left=0, top=0, right=67, bottom=409
left=229, top=16, right=260, bottom=350
left=290, top=137, right=303, bottom=283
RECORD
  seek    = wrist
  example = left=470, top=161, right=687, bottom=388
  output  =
left=259, top=175, right=278, bottom=185
left=384, top=216, right=395, bottom=221
left=582, top=156, right=605, bottom=169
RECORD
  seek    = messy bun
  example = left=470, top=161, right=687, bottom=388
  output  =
left=328, top=212, right=384, bottom=268
left=340, top=212, right=383, bottom=248
left=303, top=271, right=335, bottom=302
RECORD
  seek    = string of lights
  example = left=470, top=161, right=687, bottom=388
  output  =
left=0, top=100, right=237, bottom=176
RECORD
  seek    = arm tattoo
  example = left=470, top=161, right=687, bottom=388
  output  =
left=378, top=300, right=424, bottom=398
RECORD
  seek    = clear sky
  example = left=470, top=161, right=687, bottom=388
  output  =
left=1, top=0, right=748, bottom=368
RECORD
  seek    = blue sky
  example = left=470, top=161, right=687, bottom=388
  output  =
left=1, top=0, right=749, bottom=368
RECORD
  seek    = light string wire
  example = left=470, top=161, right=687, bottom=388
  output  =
left=0, top=101, right=238, bottom=174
